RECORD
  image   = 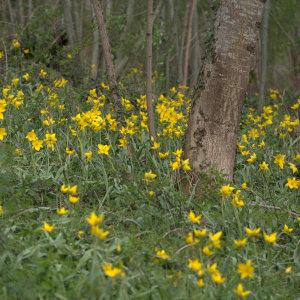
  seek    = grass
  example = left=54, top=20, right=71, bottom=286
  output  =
left=0, top=45, right=299, bottom=300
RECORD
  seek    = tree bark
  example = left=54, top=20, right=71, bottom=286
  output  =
left=190, top=2, right=201, bottom=90
left=90, top=0, right=122, bottom=115
left=63, top=0, right=76, bottom=46
left=146, top=0, right=156, bottom=140
left=259, top=0, right=271, bottom=111
left=185, top=0, right=265, bottom=180
left=182, top=0, right=196, bottom=87
left=90, top=3, right=100, bottom=81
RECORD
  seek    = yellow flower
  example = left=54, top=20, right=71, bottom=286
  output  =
left=100, top=82, right=110, bottom=90
left=26, top=130, right=37, bottom=142
left=32, top=139, right=43, bottom=151
left=66, top=147, right=75, bottom=156
left=188, top=259, right=202, bottom=272
left=285, top=266, right=292, bottom=274
left=245, top=227, right=261, bottom=237
left=85, top=150, right=93, bottom=161
left=232, top=194, right=245, bottom=208
left=39, top=69, right=47, bottom=78
left=68, top=195, right=79, bottom=204
left=294, top=154, right=300, bottom=162
left=234, top=283, right=251, bottom=298
left=148, top=190, right=155, bottom=197
left=211, top=271, right=226, bottom=284
left=241, top=150, right=250, bottom=157
left=54, top=77, right=68, bottom=88
left=259, top=161, right=269, bottom=172
left=12, top=39, right=21, bottom=49
left=237, top=260, right=254, bottom=279
left=151, top=141, right=160, bottom=150
left=42, top=222, right=55, bottom=233
left=186, top=232, right=198, bottom=244
left=77, top=230, right=85, bottom=239
left=220, top=184, right=234, bottom=196
left=97, top=144, right=111, bottom=156
left=197, top=278, right=204, bottom=287
left=188, top=211, right=202, bottom=224
left=155, top=249, right=170, bottom=260
left=12, top=78, right=19, bottom=86
left=194, top=228, right=207, bottom=238
left=263, top=232, right=277, bottom=244
left=102, top=263, right=124, bottom=278
left=23, top=48, right=30, bottom=54
left=158, top=151, right=169, bottom=159
left=22, top=73, right=30, bottom=81
left=69, top=185, right=78, bottom=195
left=0, top=205, right=3, bottom=216
left=44, top=132, right=57, bottom=150
left=0, top=51, right=4, bottom=59
left=182, top=159, right=191, bottom=171
left=274, top=154, right=285, bottom=169
left=288, top=163, right=298, bottom=174
left=209, top=231, right=222, bottom=249
left=91, top=226, right=109, bottom=239
left=144, top=171, right=157, bottom=182
left=241, top=182, right=247, bottom=190
left=60, top=184, right=69, bottom=193
left=0, top=128, right=7, bottom=141
left=170, top=159, right=181, bottom=170
left=86, top=212, right=104, bottom=226
left=57, top=207, right=68, bottom=215
left=283, top=224, right=293, bottom=234
left=247, top=153, right=257, bottom=164
left=234, top=238, right=247, bottom=248
left=14, top=148, right=23, bottom=156
left=202, top=245, right=213, bottom=256
left=286, top=177, right=300, bottom=189
left=173, top=149, right=183, bottom=157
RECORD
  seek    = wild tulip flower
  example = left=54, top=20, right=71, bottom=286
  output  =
left=42, top=222, right=55, bottom=233
left=263, top=232, right=277, bottom=244
left=57, top=207, right=68, bottom=215
left=97, top=144, right=111, bottom=156
left=188, top=259, right=202, bottom=272
left=283, top=224, right=293, bottom=233
left=155, top=249, right=170, bottom=260
left=188, top=211, right=202, bottom=224
left=102, top=263, right=124, bottom=278
left=234, top=238, right=247, bottom=248
left=245, top=227, right=261, bottom=237
left=237, top=260, right=254, bottom=279
left=0, top=128, right=7, bottom=141
left=234, top=283, right=251, bottom=298
left=86, top=212, right=104, bottom=226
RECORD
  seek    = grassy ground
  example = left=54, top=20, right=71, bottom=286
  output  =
left=0, top=46, right=300, bottom=300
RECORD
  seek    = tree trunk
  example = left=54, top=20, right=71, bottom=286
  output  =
left=185, top=0, right=265, bottom=180
left=90, top=0, right=122, bottom=115
left=63, top=0, right=76, bottom=46
left=90, top=3, right=100, bottom=81
left=182, top=0, right=196, bottom=87
left=259, top=0, right=271, bottom=111
left=190, top=2, right=201, bottom=90
left=18, top=0, right=25, bottom=26
left=146, top=0, right=156, bottom=140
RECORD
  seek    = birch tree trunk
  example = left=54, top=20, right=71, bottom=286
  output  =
left=146, top=0, right=156, bottom=140
left=259, top=0, right=271, bottom=111
left=185, top=0, right=265, bottom=180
